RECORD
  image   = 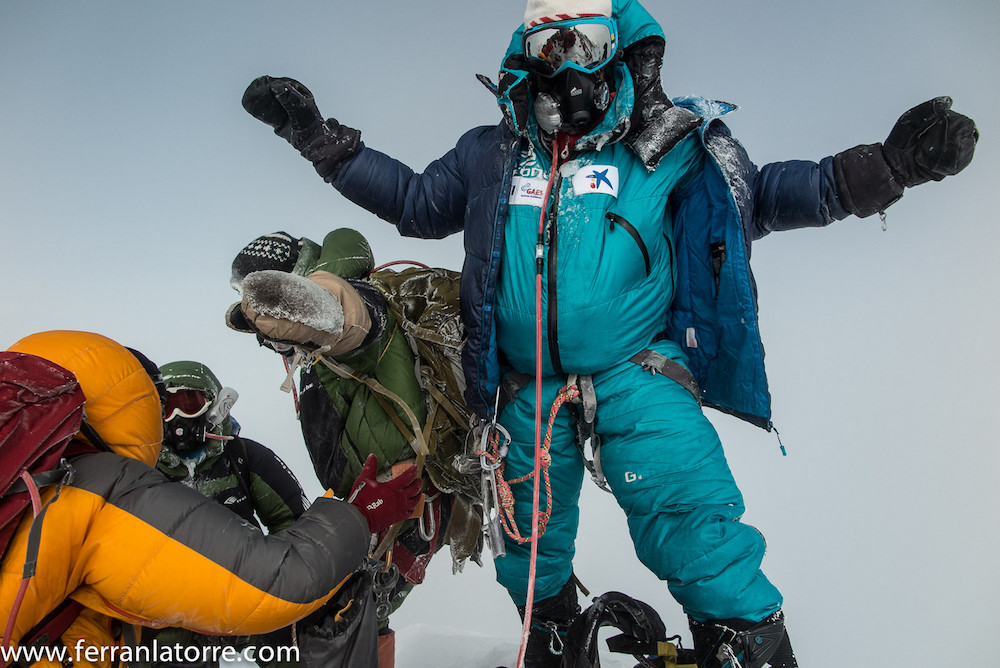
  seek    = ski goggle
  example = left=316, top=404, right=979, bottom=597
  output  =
left=163, top=387, right=210, bottom=421
left=523, top=17, right=618, bottom=78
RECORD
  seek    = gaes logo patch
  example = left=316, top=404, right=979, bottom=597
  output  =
left=510, top=176, right=549, bottom=206
left=572, top=165, right=619, bottom=197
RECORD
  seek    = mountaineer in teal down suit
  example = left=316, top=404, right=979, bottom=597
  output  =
left=239, top=0, right=978, bottom=665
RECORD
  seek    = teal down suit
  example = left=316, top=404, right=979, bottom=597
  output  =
left=328, top=0, right=854, bottom=623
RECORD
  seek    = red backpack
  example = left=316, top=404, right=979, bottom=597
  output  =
left=1, top=351, right=88, bottom=650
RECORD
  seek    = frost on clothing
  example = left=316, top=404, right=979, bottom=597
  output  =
left=241, top=269, right=346, bottom=335
left=496, top=121, right=705, bottom=377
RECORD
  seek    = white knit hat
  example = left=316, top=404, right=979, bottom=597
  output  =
left=523, top=0, right=612, bottom=29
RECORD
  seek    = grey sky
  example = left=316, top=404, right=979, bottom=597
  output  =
left=2, top=1, right=997, bottom=665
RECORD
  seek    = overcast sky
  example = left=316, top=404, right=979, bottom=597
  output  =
left=2, top=1, right=998, bottom=666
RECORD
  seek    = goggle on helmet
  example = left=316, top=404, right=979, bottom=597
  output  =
left=523, top=16, right=618, bottom=78
left=163, top=387, right=211, bottom=421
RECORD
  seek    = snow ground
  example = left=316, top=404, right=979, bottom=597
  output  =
left=394, top=624, right=642, bottom=668
left=395, top=625, right=518, bottom=668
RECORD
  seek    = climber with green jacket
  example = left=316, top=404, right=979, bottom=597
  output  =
left=138, top=359, right=309, bottom=668
left=226, top=227, right=482, bottom=668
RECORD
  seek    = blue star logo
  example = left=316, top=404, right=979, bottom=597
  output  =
left=588, top=168, right=613, bottom=191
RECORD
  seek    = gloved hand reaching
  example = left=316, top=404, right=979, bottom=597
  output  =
left=348, top=454, right=423, bottom=535
left=882, top=96, right=978, bottom=187
left=833, top=96, right=978, bottom=218
left=225, top=270, right=373, bottom=357
left=242, top=75, right=361, bottom=178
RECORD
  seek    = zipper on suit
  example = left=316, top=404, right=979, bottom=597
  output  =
left=606, top=212, right=651, bottom=277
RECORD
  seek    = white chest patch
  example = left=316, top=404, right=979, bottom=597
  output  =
left=510, top=177, right=550, bottom=207
left=571, top=165, right=619, bottom=197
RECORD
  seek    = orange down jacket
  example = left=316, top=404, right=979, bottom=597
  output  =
left=0, top=331, right=370, bottom=667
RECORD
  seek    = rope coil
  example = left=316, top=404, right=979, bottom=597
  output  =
left=477, top=383, right=579, bottom=544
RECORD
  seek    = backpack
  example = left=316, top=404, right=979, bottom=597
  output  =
left=1, top=351, right=88, bottom=650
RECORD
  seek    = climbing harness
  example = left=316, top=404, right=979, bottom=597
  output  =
left=565, top=373, right=612, bottom=494
left=628, top=349, right=701, bottom=405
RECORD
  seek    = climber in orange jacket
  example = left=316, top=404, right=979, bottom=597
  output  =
left=0, top=330, right=421, bottom=668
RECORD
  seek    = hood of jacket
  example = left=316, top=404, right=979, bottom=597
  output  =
left=493, top=0, right=701, bottom=167
left=8, top=330, right=163, bottom=467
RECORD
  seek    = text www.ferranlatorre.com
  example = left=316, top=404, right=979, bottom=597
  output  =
left=1, top=640, right=299, bottom=665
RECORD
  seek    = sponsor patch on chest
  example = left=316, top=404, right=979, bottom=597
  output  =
left=571, top=165, right=619, bottom=197
left=510, top=176, right=550, bottom=207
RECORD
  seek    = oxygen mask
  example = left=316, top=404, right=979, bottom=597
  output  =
left=524, top=16, right=618, bottom=135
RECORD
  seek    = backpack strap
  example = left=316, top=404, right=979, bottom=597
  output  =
left=3, top=465, right=73, bottom=651
left=224, top=436, right=254, bottom=503
left=14, top=599, right=85, bottom=662
left=3, top=467, right=72, bottom=497
left=78, top=420, right=113, bottom=453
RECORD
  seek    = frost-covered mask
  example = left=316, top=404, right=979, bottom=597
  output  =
left=523, top=16, right=618, bottom=134
left=162, top=388, right=211, bottom=455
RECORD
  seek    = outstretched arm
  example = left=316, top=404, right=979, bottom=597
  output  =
left=67, top=453, right=369, bottom=635
left=242, top=75, right=475, bottom=240
left=750, top=97, right=977, bottom=238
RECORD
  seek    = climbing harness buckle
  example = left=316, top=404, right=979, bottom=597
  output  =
left=636, top=350, right=669, bottom=375
left=629, top=349, right=702, bottom=406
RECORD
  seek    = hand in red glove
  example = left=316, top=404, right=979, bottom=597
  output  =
left=347, top=454, right=422, bottom=534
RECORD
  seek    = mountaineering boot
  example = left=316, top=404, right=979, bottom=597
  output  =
left=516, top=577, right=581, bottom=668
left=689, top=611, right=797, bottom=668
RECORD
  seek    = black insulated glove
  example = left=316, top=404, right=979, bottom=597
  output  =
left=242, top=75, right=361, bottom=179
left=882, top=96, right=978, bottom=187
left=833, top=96, right=978, bottom=218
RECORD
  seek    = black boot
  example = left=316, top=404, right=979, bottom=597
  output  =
left=516, top=577, right=581, bottom=668
left=689, top=611, right=797, bottom=668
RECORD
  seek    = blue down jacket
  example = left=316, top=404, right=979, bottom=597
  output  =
left=330, top=3, right=852, bottom=427
left=332, top=113, right=849, bottom=427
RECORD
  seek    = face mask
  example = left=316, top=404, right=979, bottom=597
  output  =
left=523, top=16, right=618, bottom=135
left=532, top=67, right=613, bottom=135
left=163, top=414, right=208, bottom=455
